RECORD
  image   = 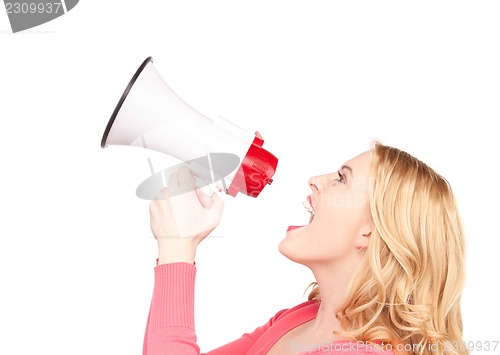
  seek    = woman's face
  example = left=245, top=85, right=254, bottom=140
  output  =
left=279, top=150, right=374, bottom=266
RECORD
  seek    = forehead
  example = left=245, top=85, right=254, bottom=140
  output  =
left=343, top=150, right=372, bottom=176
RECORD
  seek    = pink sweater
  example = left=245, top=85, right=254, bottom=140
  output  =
left=143, top=262, right=395, bottom=355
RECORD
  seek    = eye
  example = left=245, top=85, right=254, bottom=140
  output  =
left=337, top=171, right=346, bottom=184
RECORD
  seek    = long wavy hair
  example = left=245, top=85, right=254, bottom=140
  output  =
left=307, top=143, right=468, bottom=355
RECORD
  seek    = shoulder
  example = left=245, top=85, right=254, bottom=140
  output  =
left=243, top=300, right=320, bottom=341
left=270, top=300, right=320, bottom=323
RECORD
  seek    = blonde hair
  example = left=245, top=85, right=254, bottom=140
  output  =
left=307, top=143, right=468, bottom=355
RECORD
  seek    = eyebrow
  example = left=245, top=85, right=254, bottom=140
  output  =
left=340, top=165, right=353, bottom=177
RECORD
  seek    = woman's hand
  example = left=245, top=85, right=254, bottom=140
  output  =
left=149, top=166, right=224, bottom=264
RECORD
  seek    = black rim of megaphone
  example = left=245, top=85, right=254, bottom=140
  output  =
left=100, top=56, right=154, bottom=148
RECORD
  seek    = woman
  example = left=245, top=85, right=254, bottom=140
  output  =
left=143, top=143, right=468, bottom=355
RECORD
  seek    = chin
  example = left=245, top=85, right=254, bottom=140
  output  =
left=278, top=231, right=309, bottom=265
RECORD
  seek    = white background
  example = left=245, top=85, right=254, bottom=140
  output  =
left=1, top=1, right=499, bottom=354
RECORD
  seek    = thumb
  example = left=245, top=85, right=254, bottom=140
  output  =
left=195, top=187, right=214, bottom=208
left=207, top=192, right=224, bottom=218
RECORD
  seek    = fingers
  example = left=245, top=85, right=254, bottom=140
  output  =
left=149, top=184, right=224, bottom=241
left=168, top=170, right=178, bottom=189
left=168, top=166, right=197, bottom=195
left=177, top=166, right=196, bottom=188
left=161, top=167, right=224, bottom=220
left=195, top=187, right=213, bottom=208
left=207, top=192, right=224, bottom=219
left=152, top=187, right=168, bottom=201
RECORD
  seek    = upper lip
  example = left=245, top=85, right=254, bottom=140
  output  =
left=306, top=195, right=315, bottom=223
left=306, top=195, right=314, bottom=213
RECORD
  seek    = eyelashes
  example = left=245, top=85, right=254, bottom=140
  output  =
left=337, top=171, right=346, bottom=184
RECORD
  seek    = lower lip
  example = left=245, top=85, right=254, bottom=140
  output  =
left=287, top=225, right=304, bottom=231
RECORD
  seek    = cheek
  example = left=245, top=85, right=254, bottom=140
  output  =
left=315, top=195, right=369, bottom=237
left=326, top=191, right=368, bottom=212
left=319, top=190, right=369, bottom=227
left=279, top=192, right=371, bottom=263
left=315, top=194, right=356, bottom=227
left=312, top=215, right=356, bottom=256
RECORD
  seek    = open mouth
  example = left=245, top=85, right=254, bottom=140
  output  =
left=286, top=196, right=315, bottom=232
left=303, top=195, right=315, bottom=223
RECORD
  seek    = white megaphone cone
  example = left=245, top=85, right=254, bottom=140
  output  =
left=101, top=57, right=278, bottom=198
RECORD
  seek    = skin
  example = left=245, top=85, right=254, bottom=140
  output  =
left=150, top=165, right=224, bottom=264
left=150, top=150, right=374, bottom=348
left=275, top=150, right=374, bottom=346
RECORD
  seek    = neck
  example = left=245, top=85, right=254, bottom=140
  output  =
left=307, top=254, right=363, bottom=338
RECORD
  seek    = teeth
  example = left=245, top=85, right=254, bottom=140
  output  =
left=302, top=199, right=314, bottom=215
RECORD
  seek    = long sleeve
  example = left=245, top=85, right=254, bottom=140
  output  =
left=143, top=262, right=198, bottom=355
left=142, top=261, right=398, bottom=355
left=143, top=262, right=288, bottom=355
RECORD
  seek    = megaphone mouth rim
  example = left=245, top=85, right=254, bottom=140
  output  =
left=100, top=56, right=154, bottom=148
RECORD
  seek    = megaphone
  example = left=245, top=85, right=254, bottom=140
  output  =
left=101, top=57, right=278, bottom=198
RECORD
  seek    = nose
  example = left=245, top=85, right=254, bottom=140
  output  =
left=308, top=176, right=320, bottom=191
